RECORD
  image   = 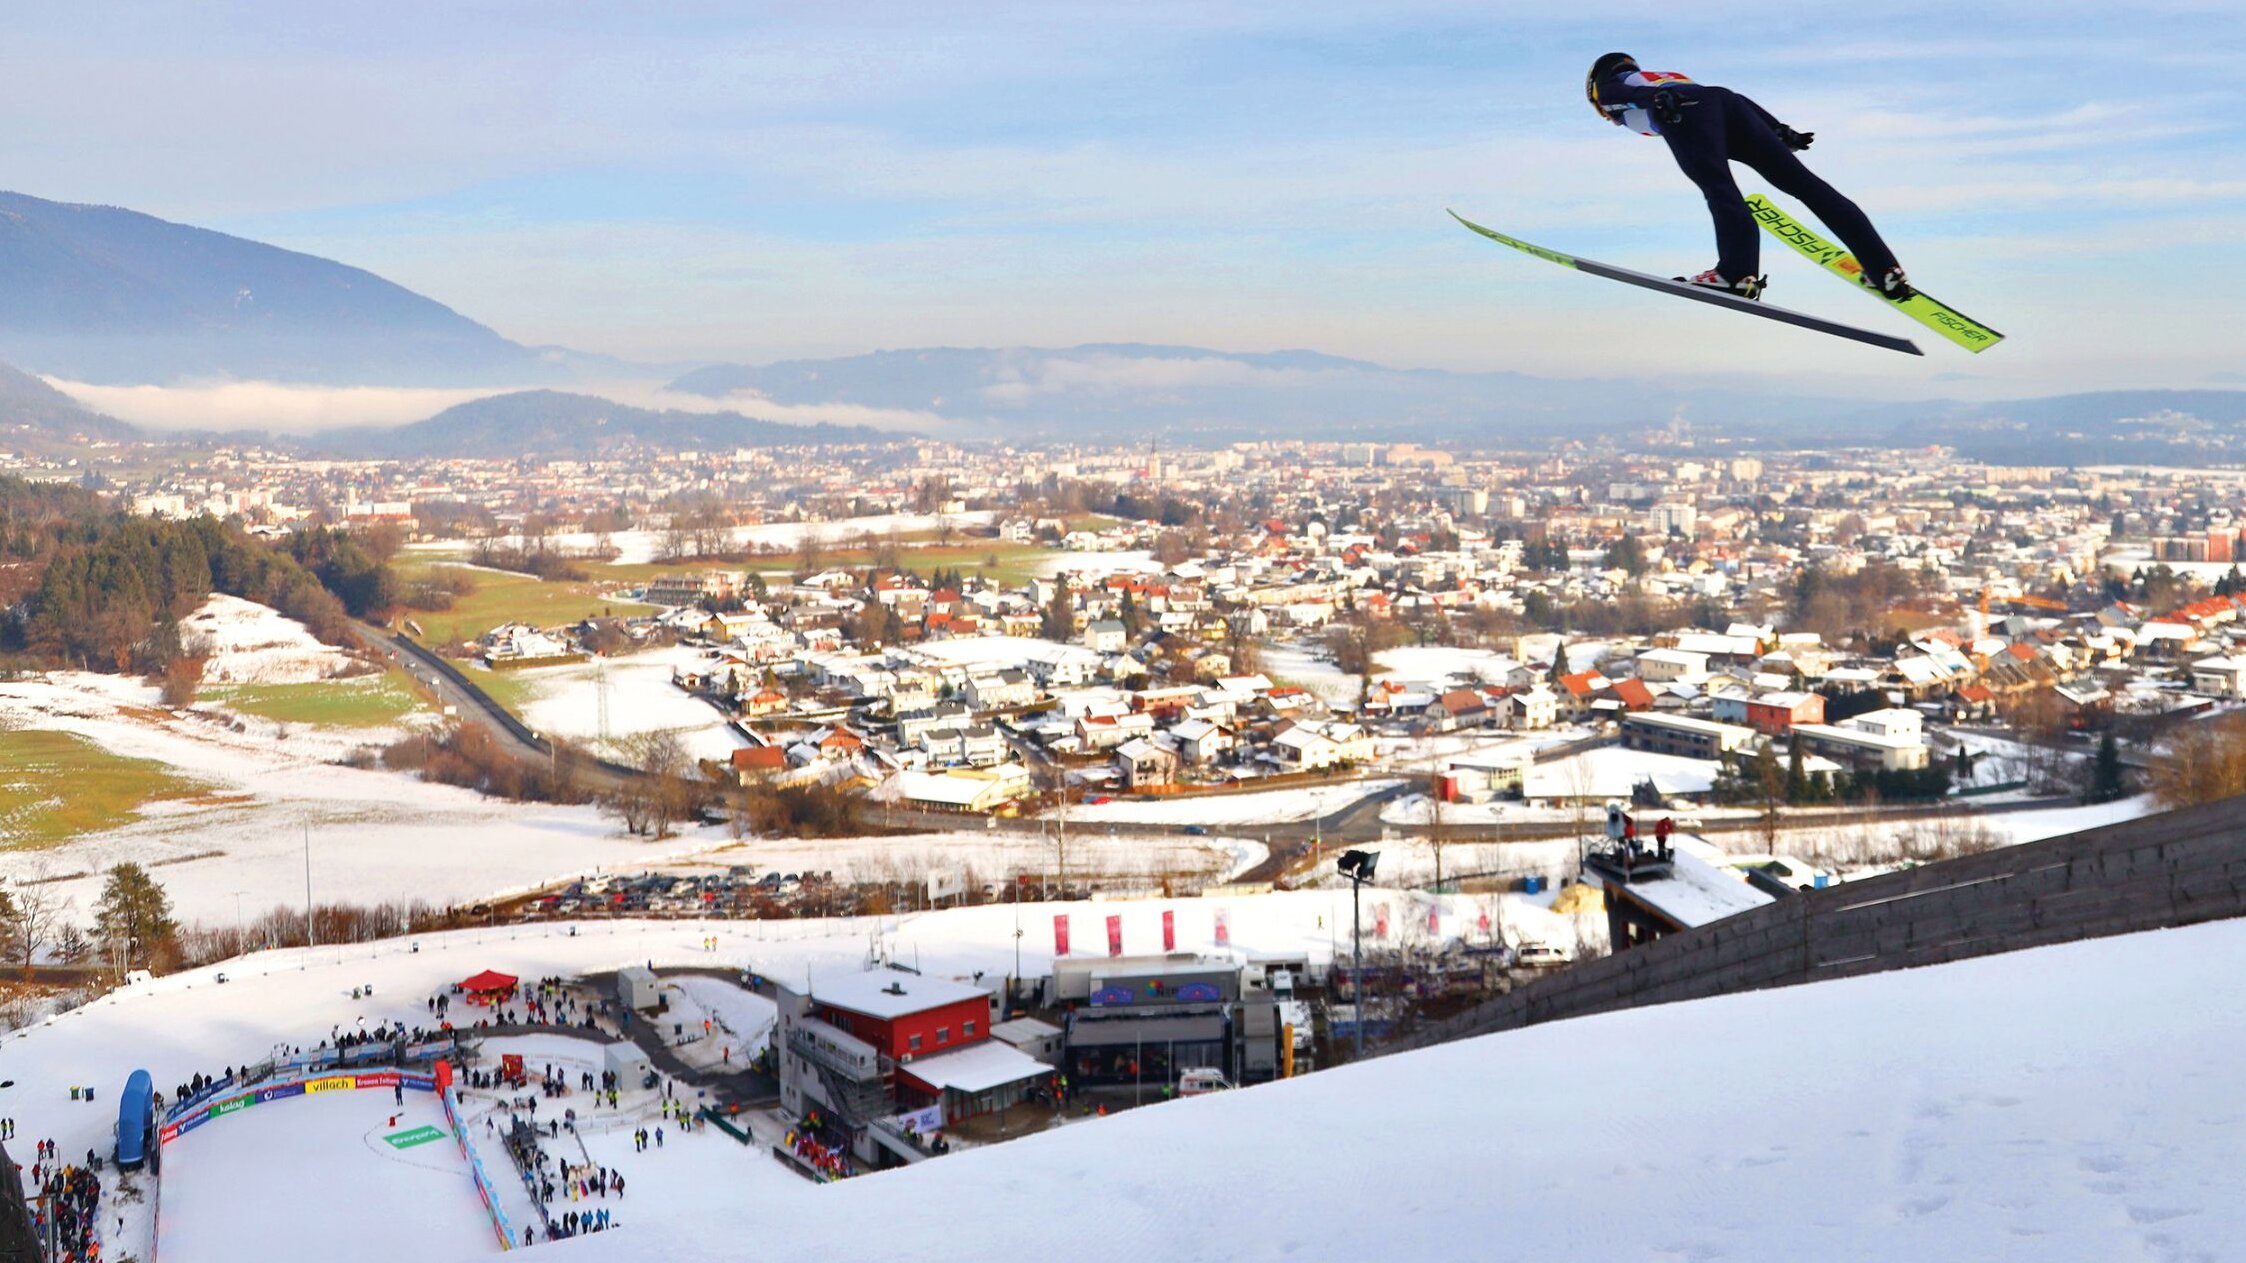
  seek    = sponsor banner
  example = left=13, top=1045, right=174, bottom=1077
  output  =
left=305, top=1075, right=356, bottom=1094
left=1053, top=913, right=1071, bottom=957
left=888, top=1104, right=943, bottom=1135
left=213, top=1093, right=258, bottom=1116
left=1162, top=909, right=1176, bottom=952
left=255, top=1083, right=304, bottom=1105
left=1106, top=914, right=1123, bottom=958
left=356, top=1071, right=400, bottom=1089
left=384, top=1125, right=448, bottom=1150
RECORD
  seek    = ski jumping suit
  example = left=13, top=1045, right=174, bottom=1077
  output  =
left=1591, top=67, right=1900, bottom=284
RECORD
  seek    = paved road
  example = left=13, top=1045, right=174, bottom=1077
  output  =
left=358, top=620, right=638, bottom=794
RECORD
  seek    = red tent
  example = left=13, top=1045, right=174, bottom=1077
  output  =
left=457, top=970, right=519, bottom=995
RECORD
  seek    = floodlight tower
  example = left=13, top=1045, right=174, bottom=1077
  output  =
left=1335, top=848, right=1379, bottom=1058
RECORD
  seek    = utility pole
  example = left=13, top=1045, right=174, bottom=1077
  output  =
left=303, top=825, right=315, bottom=950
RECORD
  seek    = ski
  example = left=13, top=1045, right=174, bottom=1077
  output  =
left=1745, top=193, right=2003, bottom=354
left=1447, top=210, right=1922, bottom=357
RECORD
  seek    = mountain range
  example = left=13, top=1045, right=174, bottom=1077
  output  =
left=0, top=190, right=548, bottom=386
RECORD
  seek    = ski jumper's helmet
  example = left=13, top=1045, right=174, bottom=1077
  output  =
left=1587, top=52, right=1637, bottom=117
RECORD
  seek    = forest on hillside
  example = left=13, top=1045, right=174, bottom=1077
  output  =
left=0, top=477, right=396, bottom=673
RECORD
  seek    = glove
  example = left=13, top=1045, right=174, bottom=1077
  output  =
left=1652, top=88, right=1686, bottom=127
left=1776, top=125, right=1815, bottom=151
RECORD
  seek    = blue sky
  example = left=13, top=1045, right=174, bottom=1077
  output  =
left=5, top=1, right=2242, bottom=397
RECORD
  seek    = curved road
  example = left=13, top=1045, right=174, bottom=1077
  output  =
left=356, top=620, right=639, bottom=794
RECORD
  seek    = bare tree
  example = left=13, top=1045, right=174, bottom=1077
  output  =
left=797, top=525, right=828, bottom=576
left=2151, top=712, right=2246, bottom=809
left=1425, top=762, right=1450, bottom=892
left=4, top=867, right=72, bottom=978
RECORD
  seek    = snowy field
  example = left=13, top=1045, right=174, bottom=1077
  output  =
left=180, top=593, right=365, bottom=683
left=159, top=1087, right=498, bottom=1262
left=1053, top=781, right=1400, bottom=827
left=1523, top=744, right=1724, bottom=799
left=1260, top=640, right=1617, bottom=706
left=510, top=644, right=749, bottom=765
left=404, top=511, right=998, bottom=566
left=901, top=634, right=1100, bottom=674
left=1034, top=548, right=1160, bottom=578
left=1256, top=642, right=1356, bottom=704
left=0, top=672, right=721, bottom=925
left=12, top=877, right=2237, bottom=1263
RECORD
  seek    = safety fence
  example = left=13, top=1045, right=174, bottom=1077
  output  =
left=161, top=1037, right=460, bottom=1126
left=442, top=1084, right=517, bottom=1251
left=159, top=1069, right=437, bottom=1144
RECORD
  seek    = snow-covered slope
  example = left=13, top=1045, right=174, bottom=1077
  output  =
left=180, top=593, right=360, bottom=683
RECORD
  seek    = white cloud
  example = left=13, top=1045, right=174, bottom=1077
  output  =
left=43, top=379, right=508, bottom=433
left=43, top=375, right=959, bottom=436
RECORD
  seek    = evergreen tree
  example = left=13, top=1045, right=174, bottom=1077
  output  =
left=1547, top=639, right=1568, bottom=688
left=93, top=862, right=177, bottom=972
left=1041, top=582, right=1075, bottom=641
left=2086, top=732, right=2126, bottom=804
left=1785, top=737, right=1809, bottom=804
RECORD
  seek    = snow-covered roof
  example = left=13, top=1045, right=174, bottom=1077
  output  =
left=813, top=969, right=990, bottom=1020
left=1607, top=845, right=1776, bottom=929
left=898, top=1039, right=1051, bottom=1093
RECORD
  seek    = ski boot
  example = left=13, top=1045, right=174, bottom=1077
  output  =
left=1676, top=269, right=1766, bottom=301
left=1873, top=266, right=1916, bottom=302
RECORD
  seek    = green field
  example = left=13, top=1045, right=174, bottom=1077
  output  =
left=458, top=663, right=543, bottom=714
left=205, top=670, right=429, bottom=727
left=0, top=729, right=214, bottom=847
left=592, top=540, right=1064, bottom=590
left=396, top=564, right=656, bottom=647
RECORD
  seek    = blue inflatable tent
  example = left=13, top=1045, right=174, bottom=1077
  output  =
left=115, top=1069, right=155, bottom=1169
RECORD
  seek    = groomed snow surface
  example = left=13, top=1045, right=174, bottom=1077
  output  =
left=159, top=1088, right=497, bottom=1262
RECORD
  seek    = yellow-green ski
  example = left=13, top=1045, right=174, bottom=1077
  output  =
left=1746, top=193, right=2004, bottom=354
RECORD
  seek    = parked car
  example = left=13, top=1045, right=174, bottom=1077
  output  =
left=1182, top=824, right=1209, bottom=836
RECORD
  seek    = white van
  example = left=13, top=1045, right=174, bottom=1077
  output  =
left=1178, top=1068, right=1233, bottom=1097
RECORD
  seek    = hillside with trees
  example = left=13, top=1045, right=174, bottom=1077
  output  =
left=0, top=476, right=395, bottom=673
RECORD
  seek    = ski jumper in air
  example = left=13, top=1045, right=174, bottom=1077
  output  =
left=1586, top=52, right=1910, bottom=302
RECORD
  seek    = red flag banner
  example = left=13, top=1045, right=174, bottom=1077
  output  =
left=1054, top=914, right=1071, bottom=956
left=1428, top=903, right=1440, bottom=935
left=1162, top=909, right=1176, bottom=951
left=1214, top=907, right=1230, bottom=946
left=1375, top=902, right=1390, bottom=939
left=1106, top=914, right=1123, bottom=957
